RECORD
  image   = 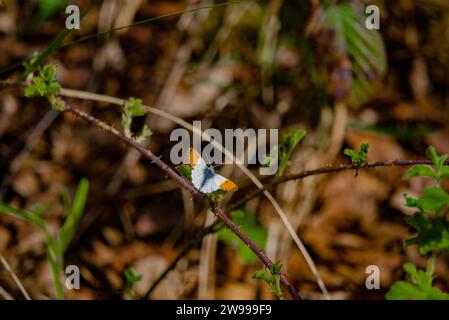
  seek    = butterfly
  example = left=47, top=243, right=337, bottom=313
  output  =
left=188, top=148, right=238, bottom=193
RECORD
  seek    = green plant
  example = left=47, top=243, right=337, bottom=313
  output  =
left=386, top=261, right=449, bottom=300
left=344, top=143, right=369, bottom=167
left=262, top=129, right=306, bottom=177
left=252, top=262, right=284, bottom=300
left=386, top=146, right=449, bottom=300
left=309, top=3, right=386, bottom=106
left=0, top=178, right=89, bottom=299
left=24, top=64, right=62, bottom=111
left=124, top=267, right=143, bottom=299
left=121, top=97, right=151, bottom=144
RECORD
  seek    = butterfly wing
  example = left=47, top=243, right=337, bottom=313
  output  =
left=188, top=147, right=205, bottom=167
left=188, top=147, right=238, bottom=193
left=189, top=148, right=212, bottom=192
left=211, top=174, right=238, bottom=192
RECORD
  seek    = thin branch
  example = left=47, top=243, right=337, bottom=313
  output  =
left=0, top=255, right=31, bottom=300
left=60, top=102, right=301, bottom=300
left=1, top=81, right=326, bottom=297
left=230, top=160, right=442, bottom=211
left=57, top=86, right=326, bottom=298
left=0, top=285, right=14, bottom=300
left=146, top=158, right=444, bottom=295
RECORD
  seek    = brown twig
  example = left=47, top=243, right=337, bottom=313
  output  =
left=146, top=158, right=444, bottom=296
left=229, top=160, right=442, bottom=211
left=60, top=102, right=301, bottom=300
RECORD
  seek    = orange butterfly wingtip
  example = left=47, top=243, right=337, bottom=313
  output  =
left=220, top=180, right=238, bottom=192
left=188, top=148, right=200, bottom=166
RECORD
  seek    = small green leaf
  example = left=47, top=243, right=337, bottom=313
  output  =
left=0, top=203, right=47, bottom=232
left=0, top=203, right=63, bottom=299
left=416, top=186, right=449, bottom=213
left=24, top=85, right=37, bottom=97
left=426, top=146, right=447, bottom=174
left=122, top=98, right=148, bottom=139
left=439, top=167, right=449, bottom=181
left=24, top=64, right=62, bottom=111
left=403, top=165, right=436, bottom=180
left=252, top=269, right=271, bottom=283
left=252, top=262, right=284, bottom=300
left=125, top=267, right=143, bottom=283
left=175, top=165, right=193, bottom=182
left=263, top=129, right=306, bottom=177
left=404, top=195, right=418, bottom=208
left=136, top=125, right=152, bottom=145
left=124, top=267, right=143, bottom=299
left=344, top=143, right=369, bottom=167
left=386, top=262, right=449, bottom=300
left=404, top=212, right=449, bottom=255
left=59, top=178, right=89, bottom=253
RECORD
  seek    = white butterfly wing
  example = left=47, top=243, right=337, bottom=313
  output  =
left=189, top=147, right=237, bottom=193
left=191, top=163, right=221, bottom=193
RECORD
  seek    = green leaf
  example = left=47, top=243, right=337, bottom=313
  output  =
left=124, top=267, right=143, bottom=299
left=263, top=129, right=306, bottom=177
left=24, top=64, right=62, bottom=110
left=252, top=262, right=284, bottom=300
left=24, top=85, right=37, bottom=97
left=386, top=263, right=449, bottom=300
left=344, top=143, right=369, bottom=167
left=125, top=267, right=143, bottom=284
left=426, top=146, right=447, bottom=174
left=439, top=167, right=449, bottom=181
left=404, top=212, right=449, bottom=255
left=41, top=64, right=55, bottom=82
left=0, top=203, right=47, bottom=232
left=318, top=3, right=386, bottom=107
left=58, top=178, right=89, bottom=253
left=403, top=165, right=436, bottom=180
left=136, top=125, right=152, bottom=145
left=218, top=210, right=268, bottom=265
left=48, top=82, right=61, bottom=95
left=404, top=195, right=418, bottom=208
left=0, top=203, right=63, bottom=299
left=175, top=165, right=193, bottom=182
left=122, top=98, right=148, bottom=138
left=416, top=186, right=449, bottom=213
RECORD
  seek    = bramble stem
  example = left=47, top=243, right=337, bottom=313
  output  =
left=61, top=102, right=301, bottom=300
left=230, top=159, right=448, bottom=211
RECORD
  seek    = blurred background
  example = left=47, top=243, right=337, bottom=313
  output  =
left=0, top=0, right=449, bottom=300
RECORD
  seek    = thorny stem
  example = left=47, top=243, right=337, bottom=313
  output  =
left=61, top=102, right=301, bottom=300
left=151, top=159, right=449, bottom=295
left=230, top=159, right=449, bottom=211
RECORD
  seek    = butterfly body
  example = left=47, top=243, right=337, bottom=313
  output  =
left=188, top=148, right=237, bottom=193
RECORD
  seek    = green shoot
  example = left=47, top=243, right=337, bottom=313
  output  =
left=121, top=97, right=151, bottom=144
left=252, top=262, right=284, bottom=300
left=24, top=64, right=62, bottom=111
left=124, top=267, right=143, bottom=299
